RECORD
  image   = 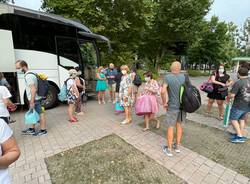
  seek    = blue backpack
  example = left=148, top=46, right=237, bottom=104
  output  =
left=58, top=79, right=70, bottom=102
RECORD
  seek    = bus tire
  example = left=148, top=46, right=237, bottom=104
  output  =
left=42, top=84, right=58, bottom=109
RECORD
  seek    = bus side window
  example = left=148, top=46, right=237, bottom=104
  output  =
left=56, top=37, right=81, bottom=69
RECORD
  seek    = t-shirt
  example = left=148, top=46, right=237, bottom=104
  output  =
left=24, top=72, right=42, bottom=101
left=165, top=73, right=185, bottom=111
left=66, top=78, right=76, bottom=91
left=0, top=119, right=13, bottom=184
left=213, top=73, right=230, bottom=92
left=231, top=78, right=250, bottom=111
left=106, top=69, right=118, bottom=85
left=0, top=86, right=11, bottom=117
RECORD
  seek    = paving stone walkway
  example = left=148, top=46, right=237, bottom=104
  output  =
left=8, top=101, right=250, bottom=184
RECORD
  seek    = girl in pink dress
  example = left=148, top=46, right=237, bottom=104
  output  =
left=137, top=71, right=160, bottom=131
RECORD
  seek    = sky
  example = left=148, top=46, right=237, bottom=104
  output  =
left=13, top=0, right=250, bottom=28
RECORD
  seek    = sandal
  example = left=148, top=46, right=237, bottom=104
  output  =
left=142, top=128, right=150, bottom=132
left=69, top=117, right=78, bottom=123
left=121, top=120, right=131, bottom=125
left=218, top=116, right=224, bottom=121
left=155, top=120, right=160, bottom=129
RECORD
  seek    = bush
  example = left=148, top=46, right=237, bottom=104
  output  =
left=187, top=70, right=210, bottom=77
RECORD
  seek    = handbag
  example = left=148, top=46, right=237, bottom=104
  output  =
left=7, top=103, right=17, bottom=112
left=135, top=95, right=152, bottom=116
left=25, top=109, right=40, bottom=125
left=115, top=102, right=124, bottom=113
left=200, top=76, right=214, bottom=93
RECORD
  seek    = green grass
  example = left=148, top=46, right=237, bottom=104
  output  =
left=196, top=105, right=250, bottom=124
left=45, top=134, right=186, bottom=184
left=141, top=117, right=250, bottom=177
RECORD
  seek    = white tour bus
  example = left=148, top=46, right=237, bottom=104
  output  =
left=0, top=3, right=109, bottom=108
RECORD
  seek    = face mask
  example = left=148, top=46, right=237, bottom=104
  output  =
left=145, top=77, right=150, bottom=82
left=121, top=70, right=127, bottom=75
left=219, top=68, right=224, bottom=73
left=16, top=69, right=24, bottom=74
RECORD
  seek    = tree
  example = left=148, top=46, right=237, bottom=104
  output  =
left=239, top=18, right=250, bottom=56
left=187, top=16, right=238, bottom=70
left=42, top=0, right=153, bottom=66
left=139, top=0, right=212, bottom=70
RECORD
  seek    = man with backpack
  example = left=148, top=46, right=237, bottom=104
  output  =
left=161, top=61, right=187, bottom=157
left=15, top=60, right=47, bottom=136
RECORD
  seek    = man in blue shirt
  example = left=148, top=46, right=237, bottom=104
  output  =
left=106, top=63, right=118, bottom=103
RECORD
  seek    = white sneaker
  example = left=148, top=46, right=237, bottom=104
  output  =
left=163, top=146, right=173, bottom=157
left=173, top=143, right=181, bottom=153
left=113, top=101, right=116, bottom=104
left=108, top=99, right=112, bottom=103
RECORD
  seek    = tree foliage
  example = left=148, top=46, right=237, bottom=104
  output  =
left=43, top=0, right=152, bottom=65
left=42, top=0, right=240, bottom=70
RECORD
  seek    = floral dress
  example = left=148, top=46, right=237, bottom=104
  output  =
left=142, top=80, right=159, bottom=96
left=119, top=74, right=133, bottom=107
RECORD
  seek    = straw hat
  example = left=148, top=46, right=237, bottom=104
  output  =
left=68, top=69, right=78, bottom=75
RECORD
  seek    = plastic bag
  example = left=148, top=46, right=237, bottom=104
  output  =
left=115, top=102, right=124, bottom=113
left=25, top=109, right=40, bottom=125
left=135, top=95, right=152, bottom=116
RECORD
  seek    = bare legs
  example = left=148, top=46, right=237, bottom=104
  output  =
left=40, top=112, right=46, bottom=130
left=68, top=103, right=75, bottom=120
left=122, top=106, right=132, bottom=124
left=143, top=114, right=160, bottom=131
left=98, top=91, right=106, bottom=104
left=166, top=122, right=182, bottom=150
left=109, top=90, right=116, bottom=102
left=232, top=120, right=243, bottom=137
left=206, top=98, right=214, bottom=115
left=217, top=100, right=224, bottom=119
left=206, top=98, right=224, bottom=119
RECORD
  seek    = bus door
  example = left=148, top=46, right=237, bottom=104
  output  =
left=78, top=40, right=98, bottom=96
left=55, top=36, right=81, bottom=88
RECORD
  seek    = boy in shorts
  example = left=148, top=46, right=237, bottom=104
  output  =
left=229, top=67, right=250, bottom=143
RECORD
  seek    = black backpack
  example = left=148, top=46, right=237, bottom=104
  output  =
left=180, top=74, right=201, bottom=113
left=133, top=74, right=142, bottom=87
left=25, top=72, right=49, bottom=98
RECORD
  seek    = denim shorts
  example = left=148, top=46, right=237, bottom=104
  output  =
left=229, top=107, right=248, bottom=121
left=34, top=100, right=43, bottom=114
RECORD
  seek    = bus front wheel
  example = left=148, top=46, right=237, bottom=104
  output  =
left=24, top=84, right=58, bottom=109
left=42, top=84, right=58, bottom=109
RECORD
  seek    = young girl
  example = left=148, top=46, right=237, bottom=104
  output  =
left=138, top=71, right=160, bottom=131
left=67, top=69, right=80, bottom=123
left=96, top=66, right=108, bottom=104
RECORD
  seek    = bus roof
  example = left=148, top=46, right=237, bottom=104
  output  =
left=232, top=57, right=250, bottom=62
left=0, top=3, right=91, bottom=33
